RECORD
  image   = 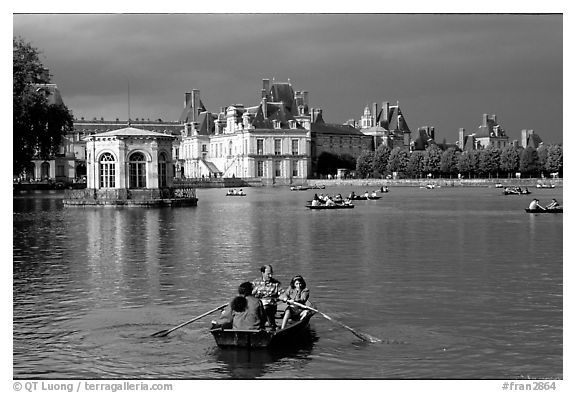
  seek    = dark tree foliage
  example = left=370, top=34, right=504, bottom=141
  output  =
left=439, top=147, right=459, bottom=178
left=479, top=146, right=501, bottom=177
left=13, top=36, right=73, bottom=175
left=457, top=150, right=472, bottom=178
left=423, top=144, right=442, bottom=177
left=545, top=144, right=563, bottom=175
left=519, top=146, right=540, bottom=176
left=406, top=150, right=425, bottom=178
left=500, top=145, right=521, bottom=178
left=386, top=147, right=409, bottom=175
left=356, top=150, right=375, bottom=178
left=372, top=144, right=392, bottom=177
left=316, top=152, right=356, bottom=175
left=536, top=144, right=548, bottom=175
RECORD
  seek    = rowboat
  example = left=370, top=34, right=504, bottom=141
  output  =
left=210, top=311, right=315, bottom=348
left=525, top=207, right=563, bottom=214
left=536, top=183, right=556, bottom=189
left=306, top=203, right=354, bottom=209
left=226, top=193, right=246, bottom=196
left=350, top=195, right=381, bottom=200
left=503, top=189, right=531, bottom=195
left=290, top=186, right=309, bottom=191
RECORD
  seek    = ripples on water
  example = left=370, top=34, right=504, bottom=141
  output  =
left=13, top=187, right=562, bottom=379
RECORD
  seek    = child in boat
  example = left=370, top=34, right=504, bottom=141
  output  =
left=279, top=275, right=310, bottom=330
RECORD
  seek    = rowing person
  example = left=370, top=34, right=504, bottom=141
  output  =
left=546, top=199, right=560, bottom=209
left=279, top=275, right=310, bottom=330
left=528, top=198, right=545, bottom=210
left=211, top=282, right=266, bottom=330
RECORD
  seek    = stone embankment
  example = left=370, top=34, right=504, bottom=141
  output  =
left=306, top=178, right=563, bottom=188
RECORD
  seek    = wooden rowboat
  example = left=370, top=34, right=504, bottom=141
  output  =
left=210, top=311, right=315, bottom=348
left=525, top=207, right=563, bottom=214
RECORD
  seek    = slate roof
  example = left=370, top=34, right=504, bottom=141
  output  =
left=311, top=122, right=365, bottom=136
left=179, top=99, right=207, bottom=123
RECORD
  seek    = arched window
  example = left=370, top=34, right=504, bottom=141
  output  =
left=99, top=153, right=116, bottom=188
left=129, top=152, right=146, bottom=189
left=158, top=153, right=167, bottom=188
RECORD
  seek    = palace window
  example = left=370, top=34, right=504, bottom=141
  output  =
left=274, top=160, right=281, bottom=177
left=257, top=139, right=264, bottom=155
left=257, top=161, right=264, bottom=177
left=158, top=153, right=167, bottom=188
left=128, top=152, right=146, bottom=189
left=99, top=152, right=116, bottom=188
left=274, top=139, right=282, bottom=155
left=202, top=144, right=207, bottom=153
left=292, top=160, right=298, bottom=177
left=292, top=139, right=299, bottom=155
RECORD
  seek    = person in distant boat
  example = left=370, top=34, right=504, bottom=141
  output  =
left=279, top=275, right=310, bottom=330
left=546, top=199, right=560, bottom=209
left=325, top=196, right=336, bottom=206
left=313, top=193, right=320, bottom=201
left=239, top=189, right=243, bottom=195
left=371, top=190, right=378, bottom=197
left=212, top=281, right=266, bottom=330
left=349, top=191, right=356, bottom=199
left=528, top=198, right=544, bottom=210
left=364, top=190, right=370, bottom=198
left=334, top=193, right=343, bottom=203
left=252, top=265, right=282, bottom=330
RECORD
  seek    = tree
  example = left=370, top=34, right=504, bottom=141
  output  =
left=545, top=144, right=563, bottom=176
left=457, top=150, right=473, bottom=178
left=386, top=147, right=409, bottom=176
left=423, top=144, right=442, bottom=177
left=406, top=150, right=425, bottom=178
left=440, top=147, right=459, bottom=178
left=479, top=146, right=501, bottom=178
left=500, top=145, right=521, bottom=178
left=316, top=151, right=339, bottom=176
left=13, top=37, right=73, bottom=175
left=356, top=150, right=375, bottom=178
left=519, top=146, right=539, bottom=177
left=372, top=145, right=391, bottom=178
left=535, top=144, right=548, bottom=176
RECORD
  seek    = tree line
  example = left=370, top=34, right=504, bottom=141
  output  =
left=354, top=144, right=562, bottom=179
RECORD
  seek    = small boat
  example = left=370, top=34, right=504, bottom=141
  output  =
left=290, top=185, right=309, bottom=191
left=503, top=188, right=531, bottom=195
left=536, top=183, right=556, bottom=189
left=350, top=195, right=381, bottom=200
left=379, top=187, right=389, bottom=193
left=210, top=311, right=315, bottom=349
left=226, top=192, right=246, bottom=197
left=306, top=203, right=354, bottom=209
left=525, top=207, right=563, bottom=214
left=311, top=184, right=326, bottom=190
left=494, top=183, right=503, bottom=188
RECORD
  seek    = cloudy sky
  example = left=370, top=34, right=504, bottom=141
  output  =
left=12, top=12, right=563, bottom=144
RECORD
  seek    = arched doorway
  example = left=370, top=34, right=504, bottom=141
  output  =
left=128, top=152, right=146, bottom=189
left=41, top=162, right=50, bottom=180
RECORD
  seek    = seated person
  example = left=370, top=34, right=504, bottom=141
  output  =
left=325, top=197, right=336, bottom=206
left=546, top=199, right=560, bottom=209
left=528, top=198, right=544, bottom=210
left=212, top=282, right=266, bottom=330
left=252, top=265, right=282, bottom=330
left=279, top=275, right=310, bottom=330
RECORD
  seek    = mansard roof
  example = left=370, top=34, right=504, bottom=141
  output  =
left=252, top=102, right=301, bottom=129
left=311, top=122, right=365, bottom=136
left=269, top=82, right=297, bottom=115
left=526, top=133, right=543, bottom=148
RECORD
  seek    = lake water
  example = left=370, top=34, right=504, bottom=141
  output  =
left=12, top=186, right=563, bottom=380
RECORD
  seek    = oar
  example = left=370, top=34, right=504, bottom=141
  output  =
left=286, top=300, right=381, bottom=343
left=151, top=303, right=228, bottom=338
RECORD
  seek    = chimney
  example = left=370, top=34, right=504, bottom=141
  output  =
left=192, top=89, right=200, bottom=122
left=262, top=97, right=268, bottom=118
left=372, top=103, right=378, bottom=126
left=262, top=79, right=270, bottom=99
left=482, top=114, right=489, bottom=126
left=382, top=101, right=390, bottom=128
left=459, top=128, right=465, bottom=149
left=430, top=127, right=435, bottom=141
left=311, top=108, right=316, bottom=123
left=185, top=92, right=191, bottom=108
left=261, top=89, right=267, bottom=99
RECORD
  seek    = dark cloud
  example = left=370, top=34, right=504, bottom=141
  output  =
left=13, top=13, right=562, bottom=143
